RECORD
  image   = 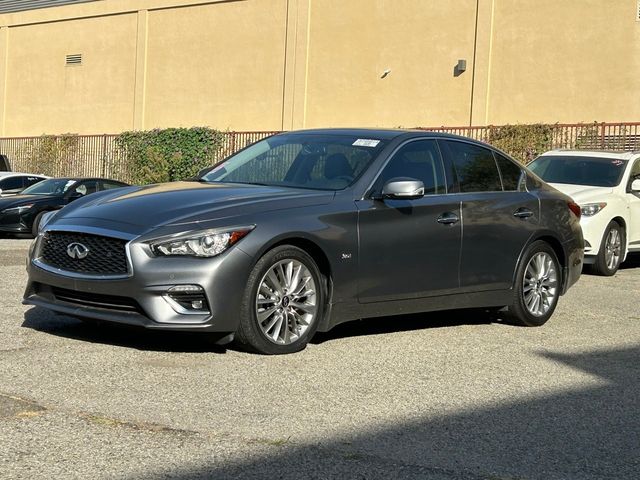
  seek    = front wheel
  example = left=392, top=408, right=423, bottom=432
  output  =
left=590, top=222, right=625, bottom=276
left=503, top=241, right=561, bottom=327
left=235, top=245, right=325, bottom=355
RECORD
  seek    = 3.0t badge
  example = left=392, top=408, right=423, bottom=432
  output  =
left=66, top=242, right=90, bottom=260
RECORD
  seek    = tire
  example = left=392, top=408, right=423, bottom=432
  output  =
left=234, top=245, right=326, bottom=355
left=503, top=240, right=561, bottom=327
left=590, top=221, right=625, bottom=276
left=31, top=211, right=46, bottom=237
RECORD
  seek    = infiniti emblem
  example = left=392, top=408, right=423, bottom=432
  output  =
left=66, top=242, right=90, bottom=260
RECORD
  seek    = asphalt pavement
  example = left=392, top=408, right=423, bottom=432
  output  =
left=1, top=237, right=639, bottom=479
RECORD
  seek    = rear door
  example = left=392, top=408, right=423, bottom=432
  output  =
left=356, top=139, right=461, bottom=303
left=439, top=140, right=539, bottom=291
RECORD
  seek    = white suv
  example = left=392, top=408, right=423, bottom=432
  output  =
left=529, top=150, right=640, bottom=275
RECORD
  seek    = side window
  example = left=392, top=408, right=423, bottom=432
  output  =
left=25, top=176, right=45, bottom=187
left=373, top=140, right=446, bottom=195
left=494, top=152, right=524, bottom=191
left=101, top=181, right=125, bottom=190
left=441, top=140, right=502, bottom=193
left=631, top=160, right=640, bottom=180
left=73, top=180, right=99, bottom=196
left=0, top=176, right=24, bottom=191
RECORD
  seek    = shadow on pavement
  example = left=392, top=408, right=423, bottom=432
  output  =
left=313, top=308, right=496, bottom=344
left=129, top=345, right=640, bottom=480
left=21, top=307, right=228, bottom=353
left=621, top=252, right=640, bottom=270
left=22, top=305, right=496, bottom=353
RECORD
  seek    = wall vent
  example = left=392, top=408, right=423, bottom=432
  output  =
left=637, top=1, right=640, bottom=21
left=65, top=54, right=82, bottom=66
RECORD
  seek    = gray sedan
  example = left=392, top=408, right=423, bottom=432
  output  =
left=23, top=129, right=583, bottom=354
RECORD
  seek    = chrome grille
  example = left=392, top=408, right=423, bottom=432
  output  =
left=40, top=231, right=128, bottom=276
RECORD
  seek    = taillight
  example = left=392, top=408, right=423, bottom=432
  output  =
left=568, top=201, right=581, bottom=220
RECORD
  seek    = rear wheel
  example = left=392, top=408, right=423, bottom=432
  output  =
left=503, top=241, right=561, bottom=327
left=591, top=222, right=624, bottom=276
left=235, top=245, right=325, bottom=355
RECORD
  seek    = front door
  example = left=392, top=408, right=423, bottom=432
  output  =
left=356, top=140, right=461, bottom=303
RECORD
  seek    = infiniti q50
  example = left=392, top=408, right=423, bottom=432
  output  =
left=23, top=130, right=583, bottom=354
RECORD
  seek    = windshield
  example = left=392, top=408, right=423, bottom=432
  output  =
left=21, top=178, right=77, bottom=195
left=201, top=133, right=388, bottom=190
left=528, top=155, right=628, bottom=187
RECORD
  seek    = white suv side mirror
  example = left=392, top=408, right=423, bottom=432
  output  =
left=632, top=179, right=640, bottom=192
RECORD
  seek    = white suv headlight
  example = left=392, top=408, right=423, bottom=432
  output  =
left=149, top=226, right=254, bottom=258
left=580, top=203, right=607, bottom=217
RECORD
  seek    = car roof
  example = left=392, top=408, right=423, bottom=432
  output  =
left=538, top=149, right=640, bottom=160
left=0, top=172, right=48, bottom=178
left=277, top=128, right=493, bottom=144
left=43, top=177, right=125, bottom=182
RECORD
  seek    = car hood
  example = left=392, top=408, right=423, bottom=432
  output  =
left=0, top=194, right=58, bottom=210
left=547, top=183, right=614, bottom=203
left=52, top=182, right=335, bottom=233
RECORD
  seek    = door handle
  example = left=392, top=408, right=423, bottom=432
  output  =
left=437, top=212, right=460, bottom=225
left=513, top=207, right=534, bottom=219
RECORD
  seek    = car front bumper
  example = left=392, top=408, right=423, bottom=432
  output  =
left=23, top=235, right=255, bottom=333
left=0, top=211, right=31, bottom=232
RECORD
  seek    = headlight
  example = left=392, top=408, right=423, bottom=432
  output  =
left=149, top=226, right=254, bottom=258
left=1, top=204, right=34, bottom=215
left=580, top=203, right=607, bottom=217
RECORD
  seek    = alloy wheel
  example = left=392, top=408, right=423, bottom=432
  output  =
left=523, top=252, right=558, bottom=317
left=255, top=259, right=318, bottom=345
left=604, top=228, right=621, bottom=271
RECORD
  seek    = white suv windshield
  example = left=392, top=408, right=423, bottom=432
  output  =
left=529, top=155, right=628, bottom=187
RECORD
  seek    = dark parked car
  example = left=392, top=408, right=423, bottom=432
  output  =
left=0, top=154, right=11, bottom=172
left=24, top=130, right=583, bottom=354
left=0, top=177, right=128, bottom=236
left=0, top=173, right=48, bottom=197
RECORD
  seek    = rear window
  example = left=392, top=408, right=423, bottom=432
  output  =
left=529, top=155, right=628, bottom=187
left=494, top=153, right=523, bottom=191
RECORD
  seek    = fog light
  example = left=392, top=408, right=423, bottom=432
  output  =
left=163, top=285, right=210, bottom=315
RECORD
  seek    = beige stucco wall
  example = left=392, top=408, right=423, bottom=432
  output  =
left=303, top=0, right=477, bottom=128
left=480, top=0, right=640, bottom=125
left=2, top=13, right=138, bottom=136
left=0, top=0, right=638, bottom=135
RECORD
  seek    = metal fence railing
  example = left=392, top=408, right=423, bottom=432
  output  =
left=420, top=122, right=640, bottom=163
left=1, top=123, right=638, bottom=182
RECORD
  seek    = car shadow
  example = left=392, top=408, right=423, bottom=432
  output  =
left=621, top=252, right=640, bottom=270
left=122, top=345, right=640, bottom=479
left=21, top=306, right=228, bottom=354
left=312, top=308, right=498, bottom=344
left=22, top=306, right=498, bottom=353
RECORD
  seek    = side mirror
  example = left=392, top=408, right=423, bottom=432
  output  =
left=631, top=179, right=640, bottom=192
left=381, top=178, right=425, bottom=200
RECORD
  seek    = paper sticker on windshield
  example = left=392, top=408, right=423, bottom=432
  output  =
left=612, top=160, right=623, bottom=166
left=353, top=139, right=380, bottom=148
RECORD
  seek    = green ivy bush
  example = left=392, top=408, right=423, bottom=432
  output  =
left=485, top=124, right=554, bottom=165
left=114, top=127, right=225, bottom=184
